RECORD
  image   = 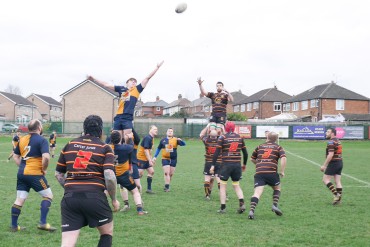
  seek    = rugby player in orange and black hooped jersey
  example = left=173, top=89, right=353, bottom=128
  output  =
left=211, top=121, right=248, bottom=214
left=55, top=115, right=119, bottom=247
left=200, top=124, right=222, bottom=200
left=7, top=129, right=21, bottom=162
left=87, top=61, right=164, bottom=141
left=197, top=77, right=234, bottom=135
left=248, top=131, right=287, bottom=220
left=320, top=127, right=343, bottom=205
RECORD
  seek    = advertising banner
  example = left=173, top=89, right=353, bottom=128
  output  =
left=256, top=126, right=289, bottom=138
left=335, top=126, right=364, bottom=139
left=235, top=125, right=252, bottom=139
left=293, top=126, right=325, bottom=139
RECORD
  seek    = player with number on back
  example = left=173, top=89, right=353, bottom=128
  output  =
left=211, top=121, right=248, bottom=214
left=248, top=131, right=287, bottom=220
left=55, top=115, right=119, bottom=247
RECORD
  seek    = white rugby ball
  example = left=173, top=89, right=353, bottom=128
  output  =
left=175, top=3, right=187, bottom=14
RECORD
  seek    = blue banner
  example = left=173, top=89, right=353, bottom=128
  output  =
left=293, top=126, right=325, bottom=139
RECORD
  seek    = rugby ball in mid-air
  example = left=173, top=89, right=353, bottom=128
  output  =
left=175, top=3, right=187, bottom=14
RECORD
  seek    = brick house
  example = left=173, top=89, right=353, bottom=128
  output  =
left=139, top=96, right=168, bottom=117
left=0, top=91, right=40, bottom=123
left=233, top=87, right=291, bottom=119
left=227, top=90, right=248, bottom=114
left=26, top=94, right=63, bottom=122
left=282, top=82, right=370, bottom=122
left=163, top=94, right=191, bottom=116
left=60, top=78, right=119, bottom=123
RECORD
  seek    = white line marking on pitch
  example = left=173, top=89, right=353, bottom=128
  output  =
left=286, top=150, right=370, bottom=187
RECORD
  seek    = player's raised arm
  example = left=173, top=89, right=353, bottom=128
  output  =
left=224, top=89, right=234, bottom=102
left=87, top=75, right=115, bottom=91
left=197, top=77, right=207, bottom=96
left=141, top=60, right=164, bottom=88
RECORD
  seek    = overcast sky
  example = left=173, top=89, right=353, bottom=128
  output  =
left=1, top=0, right=369, bottom=104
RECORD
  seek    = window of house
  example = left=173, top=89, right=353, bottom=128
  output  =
left=273, top=102, right=281, bottom=111
left=310, top=99, right=318, bottom=108
left=292, top=102, right=299, bottom=111
left=247, top=103, right=252, bottom=111
left=253, top=102, right=259, bottom=109
left=234, top=105, right=240, bottom=112
left=240, top=104, right=245, bottom=112
left=336, top=99, right=344, bottom=110
left=156, top=107, right=160, bottom=112
left=286, top=103, right=291, bottom=111
left=301, top=100, right=308, bottom=110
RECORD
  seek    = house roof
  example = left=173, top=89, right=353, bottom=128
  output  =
left=188, top=96, right=211, bottom=107
left=231, top=90, right=248, bottom=105
left=284, top=82, right=369, bottom=103
left=142, top=100, right=168, bottom=107
left=164, top=98, right=191, bottom=109
left=237, top=87, right=291, bottom=104
left=32, top=94, right=62, bottom=106
left=60, top=78, right=118, bottom=97
left=0, top=91, right=35, bottom=106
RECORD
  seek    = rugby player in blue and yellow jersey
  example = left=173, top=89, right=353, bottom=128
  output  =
left=153, top=128, right=186, bottom=192
left=88, top=61, right=164, bottom=139
left=320, top=127, right=343, bottom=205
left=137, top=125, right=158, bottom=194
left=110, top=131, right=146, bottom=215
left=55, top=115, right=119, bottom=247
left=10, top=119, right=56, bottom=232
left=197, top=77, right=234, bottom=135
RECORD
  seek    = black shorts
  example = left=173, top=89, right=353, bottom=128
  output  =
left=61, top=192, right=113, bottom=232
left=204, top=162, right=221, bottom=176
left=254, top=173, right=280, bottom=187
left=117, top=171, right=136, bottom=191
left=209, top=115, right=226, bottom=125
left=50, top=144, right=56, bottom=148
left=325, top=160, right=343, bottom=176
left=219, top=163, right=242, bottom=182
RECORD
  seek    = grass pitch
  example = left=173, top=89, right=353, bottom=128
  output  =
left=0, top=136, right=369, bottom=246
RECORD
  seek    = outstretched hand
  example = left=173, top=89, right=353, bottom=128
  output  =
left=157, top=61, right=164, bottom=68
left=197, top=77, right=204, bottom=85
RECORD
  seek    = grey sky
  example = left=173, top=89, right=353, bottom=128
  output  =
left=1, top=0, right=369, bottom=104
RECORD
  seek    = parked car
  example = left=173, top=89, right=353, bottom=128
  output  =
left=2, top=123, right=28, bottom=132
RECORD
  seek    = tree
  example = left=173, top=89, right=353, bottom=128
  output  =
left=4, top=85, right=22, bottom=95
left=227, top=113, right=247, bottom=121
left=171, top=109, right=189, bottom=118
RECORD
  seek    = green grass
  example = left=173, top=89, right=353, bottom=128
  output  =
left=0, top=136, right=369, bottom=246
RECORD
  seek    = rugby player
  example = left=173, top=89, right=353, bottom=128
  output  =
left=320, top=127, right=343, bottom=205
left=55, top=115, right=119, bottom=247
left=197, top=77, right=234, bottom=135
left=153, top=128, right=186, bottom=192
left=49, top=130, right=57, bottom=158
left=10, top=120, right=56, bottom=232
left=248, top=131, right=287, bottom=220
left=137, top=125, right=158, bottom=194
left=7, top=129, right=21, bottom=162
left=211, top=121, right=248, bottom=214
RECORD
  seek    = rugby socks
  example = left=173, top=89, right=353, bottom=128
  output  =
left=336, top=187, right=342, bottom=196
left=250, top=197, right=259, bottom=212
left=147, top=176, right=153, bottom=191
left=204, top=181, right=211, bottom=196
left=220, top=204, right=226, bottom=210
left=40, top=198, right=52, bottom=225
left=273, top=190, right=281, bottom=207
left=98, top=234, right=113, bottom=247
left=124, top=200, right=129, bottom=207
left=11, top=204, right=22, bottom=228
left=239, top=198, right=245, bottom=207
left=326, top=182, right=338, bottom=195
left=165, top=184, right=170, bottom=190
left=218, top=183, right=220, bottom=190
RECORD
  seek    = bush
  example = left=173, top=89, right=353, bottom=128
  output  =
left=227, top=113, right=247, bottom=121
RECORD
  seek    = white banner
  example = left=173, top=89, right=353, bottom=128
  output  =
left=256, top=126, right=289, bottom=138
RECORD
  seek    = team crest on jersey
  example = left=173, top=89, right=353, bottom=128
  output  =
left=165, top=144, right=174, bottom=152
left=121, top=91, right=130, bottom=101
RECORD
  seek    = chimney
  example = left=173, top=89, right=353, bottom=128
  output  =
left=156, top=96, right=160, bottom=101
left=178, top=94, right=182, bottom=99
